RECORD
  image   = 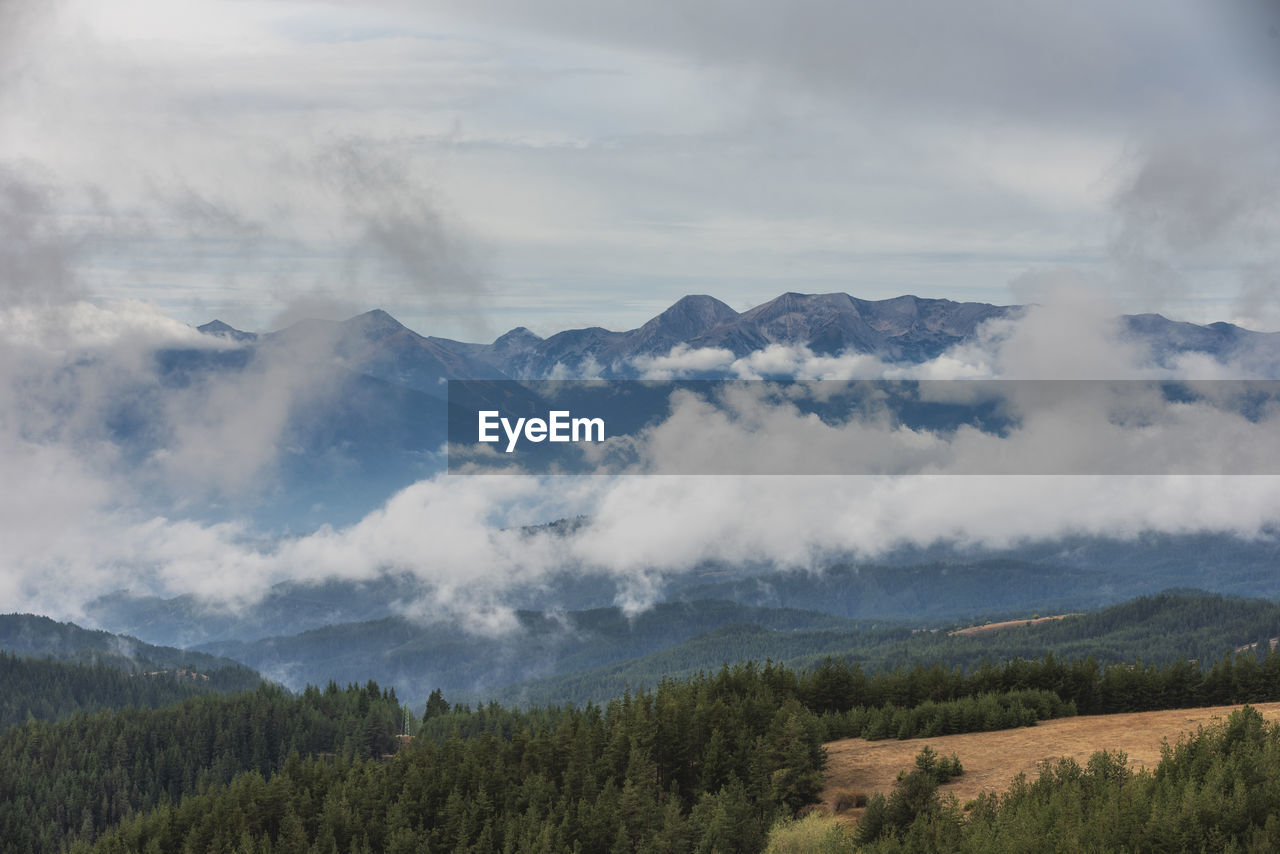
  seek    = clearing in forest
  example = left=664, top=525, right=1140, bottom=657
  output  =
left=822, top=701, right=1280, bottom=821
left=947, top=613, right=1079, bottom=636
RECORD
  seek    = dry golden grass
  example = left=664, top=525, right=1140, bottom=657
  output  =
left=948, top=613, right=1080, bottom=636
left=821, top=701, right=1280, bottom=823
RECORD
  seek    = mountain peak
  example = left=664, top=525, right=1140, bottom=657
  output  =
left=667, top=294, right=737, bottom=313
left=345, top=309, right=408, bottom=337
left=493, top=326, right=543, bottom=352
left=196, top=319, right=256, bottom=341
left=636, top=294, right=739, bottom=344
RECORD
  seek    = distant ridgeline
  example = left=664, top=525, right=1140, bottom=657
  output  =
left=0, top=613, right=262, bottom=727
left=503, top=590, right=1280, bottom=707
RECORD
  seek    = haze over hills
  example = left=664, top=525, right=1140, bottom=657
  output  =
left=0, top=614, right=261, bottom=691
left=191, top=600, right=858, bottom=705
left=82, top=529, right=1280, bottom=653
left=71, top=587, right=1280, bottom=710
left=0, top=613, right=244, bottom=671
left=77, top=529, right=1280, bottom=708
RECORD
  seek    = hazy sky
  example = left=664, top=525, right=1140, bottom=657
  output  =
left=2, top=0, right=1278, bottom=340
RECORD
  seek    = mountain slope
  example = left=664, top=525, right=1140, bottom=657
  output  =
left=0, top=614, right=263, bottom=717
left=0, top=613, right=257, bottom=679
left=194, top=600, right=860, bottom=706
left=447, top=292, right=1015, bottom=376
left=501, top=591, right=1280, bottom=706
left=0, top=654, right=254, bottom=728
left=87, top=532, right=1280, bottom=653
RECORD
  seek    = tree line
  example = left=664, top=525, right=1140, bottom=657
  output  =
left=11, top=641, right=1280, bottom=852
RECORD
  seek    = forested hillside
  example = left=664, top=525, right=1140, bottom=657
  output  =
left=0, top=653, right=259, bottom=727
left=60, top=665, right=827, bottom=854
left=195, top=600, right=859, bottom=705
left=10, top=594, right=1280, bottom=852
left=15, top=647, right=1280, bottom=854
left=0, top=682, right=406, bottom=854
left=847, top=705, right=1280, bottom=852
left=505, top=592, right=1280, bottom=706
left=0, top=614, right=262, bottom=729
left=0, top=613, right=259, bottom=681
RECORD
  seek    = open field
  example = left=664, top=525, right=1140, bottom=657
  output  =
left=948, top=613, right=1079, bottom=636
left=822, top=701, right=1280, bottom=821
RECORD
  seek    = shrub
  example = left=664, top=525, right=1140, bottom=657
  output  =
left=764, top=812, right=858, bottom=854
left=830, top=788, right=870, bottom=812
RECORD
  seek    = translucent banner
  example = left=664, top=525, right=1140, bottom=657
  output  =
left=446, top=380, right=1280, bottom=475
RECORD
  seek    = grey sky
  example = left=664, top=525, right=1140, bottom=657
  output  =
left=0, top=0, right=1276, bottom=337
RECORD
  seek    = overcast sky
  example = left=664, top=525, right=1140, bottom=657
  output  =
left=2, top=0, right=1278, bottom=339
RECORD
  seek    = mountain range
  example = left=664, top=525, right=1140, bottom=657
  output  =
left=174, top=291, right=1280, bottom=521
left=196, top=292, right=1280, bottom=385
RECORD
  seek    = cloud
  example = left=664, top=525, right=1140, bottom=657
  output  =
left=314, top=140, right=490, bottom=322
left=0, top=3, right=495, bottom=332
left=587, top=377, right=1280, bottom=478
left=0, top=164, right=88, bottom=307
left=0, top=0, right=60, bottom=93
left=630, top=344, right=735, bottom=379
left=560, top=473, right=1280, bottom=615
left=1110, top=124, right=1280, bottom=325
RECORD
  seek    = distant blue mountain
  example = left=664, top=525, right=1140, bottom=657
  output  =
left=441, top=293, right=1016, bottom=377
left=155, top=292, right=1280, bottom=521
left=196, top=319, right=257, bottom=342
left=195, top=293, right=1280, bottom=384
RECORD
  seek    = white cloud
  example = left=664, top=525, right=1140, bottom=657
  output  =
left=631, top=344, right=735, bottom=379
